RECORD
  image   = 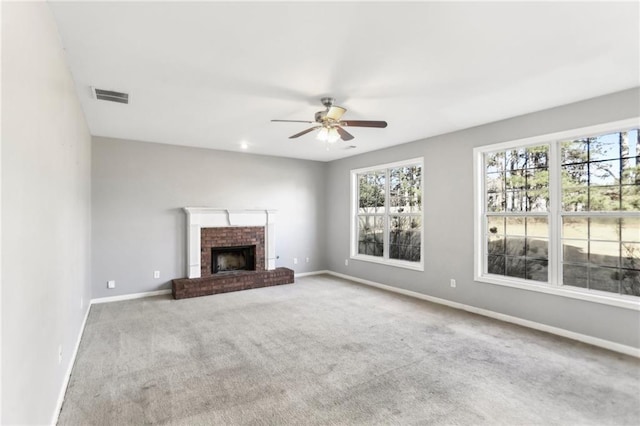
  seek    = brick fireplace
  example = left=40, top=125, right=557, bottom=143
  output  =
left=172, top=208, right=294, bottom=299
left=201, top=226, right=264, bottom=276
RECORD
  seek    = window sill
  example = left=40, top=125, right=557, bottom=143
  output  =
left=476, top=274, right=640, bottom=311
left=351, top=254, right=424, bottom=272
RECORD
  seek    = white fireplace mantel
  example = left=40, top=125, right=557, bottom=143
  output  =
left=184, top=208, right=276, bottom=278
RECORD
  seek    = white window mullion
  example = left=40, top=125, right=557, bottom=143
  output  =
left=476, top=150, right=487, bottom=277
left=383, top=168, right=390, bottom=261
left=350, top=171, right=358, bottom=258
left=549, top=141, right=561, bottom=287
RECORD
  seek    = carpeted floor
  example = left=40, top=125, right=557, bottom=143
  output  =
left=58, top=274, right=640, bottom=425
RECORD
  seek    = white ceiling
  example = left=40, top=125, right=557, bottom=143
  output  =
left=49, top=1, right=640, bottom=162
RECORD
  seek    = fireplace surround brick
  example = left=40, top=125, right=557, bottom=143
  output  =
left=200, top=226, right=265, bottom=277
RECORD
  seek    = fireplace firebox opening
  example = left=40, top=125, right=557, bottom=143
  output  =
left=212, top=245, right=256, bottom=273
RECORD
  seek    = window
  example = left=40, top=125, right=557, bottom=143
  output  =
left=485, top=145, right=550, bottom=282
left=475, top=119, right=640, bottom=309
left=351, top=158, right=423, bottom=270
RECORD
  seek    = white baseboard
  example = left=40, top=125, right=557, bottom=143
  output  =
left=295, top=270, right=330, bottom=278
left=91, top=289, right=172, bottom=304
left=92, top=273, right=330, bottom=304
left=51, top=303, right=91, bottom=425
left=327, top=271, right=640, bottom=358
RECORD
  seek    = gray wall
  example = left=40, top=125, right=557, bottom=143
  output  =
left=92, top=137, right=326, bottom=298
left=1, top=2, right=92, bottom=424
left=326, top=88, right=640, bottom=349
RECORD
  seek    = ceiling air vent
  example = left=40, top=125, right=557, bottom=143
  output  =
left=92, top=87, right=129, bottom=104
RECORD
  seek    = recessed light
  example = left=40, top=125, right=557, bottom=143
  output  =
left=240, top=142, right=248, bottom=150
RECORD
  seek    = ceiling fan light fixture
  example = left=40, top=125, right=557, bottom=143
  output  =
left=327, top=128, right=340, bottom=143
left=316, top=126, right=340, bottom=143
left=316, top=127, right=329, bottom=141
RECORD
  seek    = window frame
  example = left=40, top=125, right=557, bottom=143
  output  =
left=351, top=157, right=424, bottom=271
left=474, top=118, right=640, bottom=311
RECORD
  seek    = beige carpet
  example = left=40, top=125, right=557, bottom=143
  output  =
left=58, top=275, right=640, bottom=425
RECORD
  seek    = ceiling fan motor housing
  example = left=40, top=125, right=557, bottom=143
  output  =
left=315, top=110, right=328, bottom=123
left=321, top=97, right=335, bottom=108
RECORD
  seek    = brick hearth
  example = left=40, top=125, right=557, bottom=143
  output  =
left=172, top=268, right=294, bottom=299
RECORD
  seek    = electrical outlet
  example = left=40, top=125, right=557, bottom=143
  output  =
left=58, top=345, right=63, bottom=364
left=293, top=258, right=298, bottom=265
left=107, top=280, right=115, bottom=289
left=345, top=259, right=349, bottom=266
left=154, top=270, right=160, bottom=279
left=306, top=257, right=310, bottom=263
left=450, top=279, right=456, bottom=288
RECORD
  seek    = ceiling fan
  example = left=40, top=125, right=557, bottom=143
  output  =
left=271, top=98, right=387, bottom=143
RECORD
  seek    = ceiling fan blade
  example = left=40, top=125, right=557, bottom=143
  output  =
left=336, top=127, right=355, bottom=141
left=272, top=119, right=314, bottom=123
left=289, top=126, right=321, bottom=139
left=325, top=106, right=347, bottom=121
left=340, top=120, right=388, bottom=128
